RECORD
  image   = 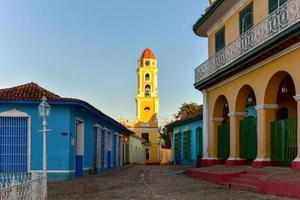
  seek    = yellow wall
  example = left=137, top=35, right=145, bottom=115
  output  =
left=206, top=47, right=300, bottom=158
left=208, top=0, right=269, bottom=57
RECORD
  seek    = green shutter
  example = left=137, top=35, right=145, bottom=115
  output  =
left=240, top=117, right=257, bottom=161
left=217, top=123, right=230, bottom=160
left=215, top=27, right=225, bottom=53
left=239, top=3, right=253, bottom=34
left=197, top=128, right=203, bottom=158
left=270, top=119, right=297, bottom=163
left=269, top=0, right=287, bottom=14
left=269, top=0, right=279, bottom=14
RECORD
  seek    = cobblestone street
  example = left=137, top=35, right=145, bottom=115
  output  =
left=48, top=165, right=293, bottom=200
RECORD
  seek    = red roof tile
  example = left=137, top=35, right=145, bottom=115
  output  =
left=0, top=82, right=133, bottom=133
left=140, top=48, right=155, bottom=60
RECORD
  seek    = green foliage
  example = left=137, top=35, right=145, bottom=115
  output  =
left=174, top=102, right=202, bottom=120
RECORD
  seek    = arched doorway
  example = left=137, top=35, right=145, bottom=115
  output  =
left=265, top=72, right=297, bottom=165
left=235, top=85, right=257, bottom=161
left=213, top=95, right=230, bottom=160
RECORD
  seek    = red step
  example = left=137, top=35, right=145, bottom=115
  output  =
left=230, top=182, right=259, bottom=192
left=239, top=173, right=261, bottom=180
left=246, top=169, right=270, bottom=176
left=230, top=177, right=259, bottom=186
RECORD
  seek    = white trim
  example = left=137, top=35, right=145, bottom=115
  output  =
left=255, top=104, right=279, bottom=110
left=30, top=170, right=75, bottom=173
left=27, top=116, right=31, bottom=173
left=228, top=112, right=246, bottom=117
left=293, top=158, right=300, bottom=162
left=93, top=123, right=102, bottom=128
left=294, top=95, right=300, bottom=101
left=75, top=117, right=84, bottom=123
left=209, top=117, right=224, bottom=122
left=0, top=108, right=29, bottom=117
left=227, top=157, right=243, bottom=161
left=207, top=0, right=249, bottom=36
left=254, top=158, right=271, bottom=162
left=207, top=42, right=300, bottom=92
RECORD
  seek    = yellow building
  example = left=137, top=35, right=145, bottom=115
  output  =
left=121, top=48, right=162, bottom=164
left=194, top=0, right=300, bottom=168
left=123, top=134, right=147, bottom=164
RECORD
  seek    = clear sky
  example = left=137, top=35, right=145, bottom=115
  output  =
left=0, top=0, right=209, bottom=125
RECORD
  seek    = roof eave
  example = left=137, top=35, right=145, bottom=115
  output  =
left=193, top=0, right=225, bottom=37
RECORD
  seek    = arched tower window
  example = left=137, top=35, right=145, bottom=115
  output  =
left=145, top=85, right=151, bottom=96
left=145, top=73, right=150, bottom=81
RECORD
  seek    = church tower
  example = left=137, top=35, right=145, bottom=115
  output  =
left=136, top=48, right=160, bottom=124
left=120, top=48, right=161, bottom=164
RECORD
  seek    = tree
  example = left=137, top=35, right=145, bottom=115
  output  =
left=159, top=126, right=171, bottom=149
left=174, top=102, right=202, bottom=120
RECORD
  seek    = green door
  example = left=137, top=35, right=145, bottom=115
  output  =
left=271, top=119, right=297, bottom=163
left=183, top=131, right=191, bottom=160
left=217, top=123, right=230, bottom=160
left=240, top=117, right=257, bottom=161
left=197, top=127, right=203, bottom=158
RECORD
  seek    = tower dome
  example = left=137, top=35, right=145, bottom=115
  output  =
left=140, top=48, right=155, bottom=60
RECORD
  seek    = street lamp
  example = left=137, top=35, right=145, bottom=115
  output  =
left=38, top=95, right=51, bottom=177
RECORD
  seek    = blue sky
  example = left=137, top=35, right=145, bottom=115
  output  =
left=0, top=0, right=209, bottom=124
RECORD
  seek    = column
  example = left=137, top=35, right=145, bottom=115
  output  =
left=202, top=90, right=209, bottom=159
left=252, top=104, right=278, bottom=168
left=226, top=112, right=247, bottom=166
left=292, top=95, right=300, bottom=169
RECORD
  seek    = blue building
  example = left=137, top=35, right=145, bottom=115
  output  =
left=166, top=113, right=203, bottom=166
left=0, top=82, right=132, bottom=180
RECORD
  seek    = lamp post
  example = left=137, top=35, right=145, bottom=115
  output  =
left=38, top=95, right=51, bottom=177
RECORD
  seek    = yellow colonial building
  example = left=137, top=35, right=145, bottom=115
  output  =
left=194, top=0, right=300, bottom=168
left=121, top=49, right=162, bottom=164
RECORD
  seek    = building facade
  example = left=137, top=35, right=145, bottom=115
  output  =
left=193, top=0, right=300, bottom=168
left=121, top=48, right=162, bottom=164
left=123, top=134, right=147, bottom=164
left=167, top=114, right=203, bottom=166
left=0, top=83, right=130, bottom=180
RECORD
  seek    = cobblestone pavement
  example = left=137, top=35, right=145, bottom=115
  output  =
left=48, top=165, right=293, bottom=200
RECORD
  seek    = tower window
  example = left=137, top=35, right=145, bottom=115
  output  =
left=145, top=61, right=150, bottom=66
left=144, top=107, right=150, bottom=112
left=145, top=85, right=151, bottom=96
left=142, top=133, right=149, bottom=142
left=145, top=73, right=150, bottom=81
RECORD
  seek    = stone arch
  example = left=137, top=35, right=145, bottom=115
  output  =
left=213, top=95, right=229, bottom=123
left=264, top=71, right=297, bottom=164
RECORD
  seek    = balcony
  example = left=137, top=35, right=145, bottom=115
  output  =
left=194, top=0, right=300, bottom=85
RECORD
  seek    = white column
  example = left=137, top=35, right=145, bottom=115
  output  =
left=202, top=90, right=209, bottom=158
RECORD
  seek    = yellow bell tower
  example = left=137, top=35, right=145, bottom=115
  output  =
left=120, top=48, right=162, bottom=164
left=136, top=48, right=160, bottom=124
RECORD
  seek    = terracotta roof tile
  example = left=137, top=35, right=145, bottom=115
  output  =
left=140, top=48, right=155, bottom=60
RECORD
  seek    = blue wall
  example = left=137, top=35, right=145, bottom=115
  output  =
left=172, top=118, right=203, bottom=166
left=0, top=102, right=125, bottom=180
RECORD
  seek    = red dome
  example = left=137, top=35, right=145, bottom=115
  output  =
left=140, top=48, right=155, bottom=59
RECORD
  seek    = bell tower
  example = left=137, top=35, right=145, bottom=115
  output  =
left=136, top=48, right=159, bottom=124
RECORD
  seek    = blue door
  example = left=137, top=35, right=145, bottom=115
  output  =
left=0, top=116, right=28, bottom=173
left=101, top=129, right=105, bottom=169
left=92, top=127, right=97, bottom=168
left=107, top=151, right=111, bottom=168
left=113, top=135, right=117, bottom=167
left=75, top=121, right=84, bottom=176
